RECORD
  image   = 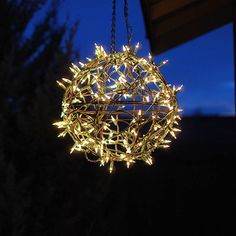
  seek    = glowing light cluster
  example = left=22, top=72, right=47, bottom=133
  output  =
left=53, top=43, right=182, bottom=172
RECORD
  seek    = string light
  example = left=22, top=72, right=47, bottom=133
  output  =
left=53, top=43, right=182, bottom=172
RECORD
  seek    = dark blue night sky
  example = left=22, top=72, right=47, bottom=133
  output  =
left=30, top=0, right=235, bottom=116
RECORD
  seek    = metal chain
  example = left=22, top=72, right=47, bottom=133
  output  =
left=110, top=0, right=116, bottom=53
left=110, top=0, right=133, bottom=53
left=124, top=0, right=132, bottom=47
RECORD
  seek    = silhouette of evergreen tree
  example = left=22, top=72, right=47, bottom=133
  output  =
left=0, top=1, right=112, bottom=235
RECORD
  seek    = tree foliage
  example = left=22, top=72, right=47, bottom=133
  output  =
left=0, top=1, right=111, bottom=235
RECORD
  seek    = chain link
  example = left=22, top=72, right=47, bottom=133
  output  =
left=124, top=0, right=132, bottom=47
left=110, top=0, right=116, bottom=53
left=110, top=0, right=133, bottom=53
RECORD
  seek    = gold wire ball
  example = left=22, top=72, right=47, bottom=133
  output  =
left=54, top=43, right=182, bottom=172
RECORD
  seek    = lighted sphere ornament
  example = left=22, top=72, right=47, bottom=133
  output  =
left=53, top=43, right=182, bottom=172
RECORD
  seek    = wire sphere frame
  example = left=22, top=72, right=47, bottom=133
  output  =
left=54, top=44, right=182, bottom=172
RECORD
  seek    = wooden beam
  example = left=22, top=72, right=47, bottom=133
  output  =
left=152, top=0, right=233, bottom=38
left=140, top=0, right=154, bottom=48
left=150, top=0, right=199, bottom=20
left=151, top=3, right=232, bottom=54
left=141, top=0, right=234, bottom=54
left=148, top=0, right=233, bottom=54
